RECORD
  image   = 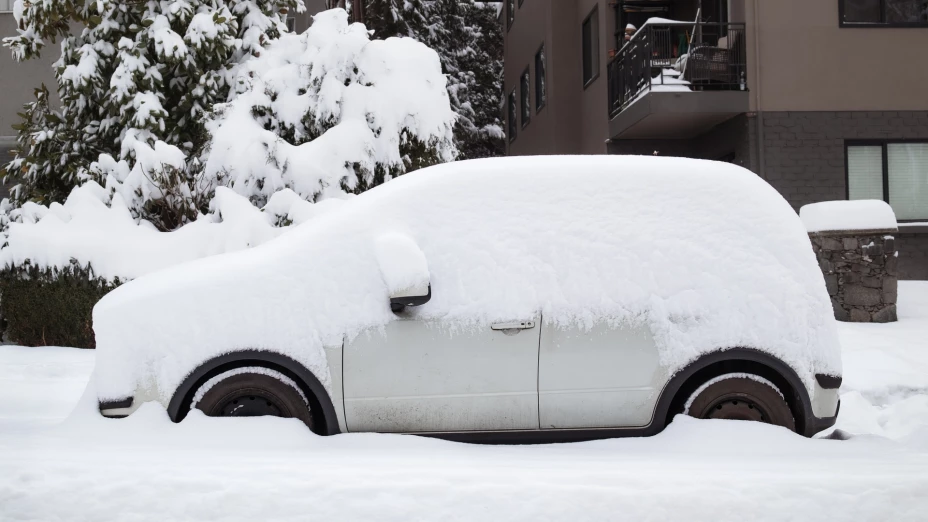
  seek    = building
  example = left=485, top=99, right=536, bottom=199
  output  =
left=502, top=0, right=928, bottom=279
left=0, top=0, right=328, bottom=192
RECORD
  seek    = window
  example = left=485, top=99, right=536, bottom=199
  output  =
left=0, top=0, right=14, bottom=13
left=847, top=141, right=928, bottom=220
left=286, top=16, right=296, bottom=32
left=507, top=0, right=515, bottom=30
left=840, top=0, right=928, bottom=26
left=582, top=7, right=600, bottom=87
left=535, top=43, right=546, bottom=112
left=508, top=88, right=518, bottom=143
left=520, top=68, right=531, bottom=128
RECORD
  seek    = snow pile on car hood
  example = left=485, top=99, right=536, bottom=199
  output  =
left=93, top=156, right=842, bottom=403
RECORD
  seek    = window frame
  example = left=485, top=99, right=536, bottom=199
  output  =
left=507, top=0, right=515, bottom=31
left=508, top=88, right=518, bottom=144
left=838, top=0, right=928, bottom=28
left=534, top=42, right=547, bottom=113
left=0, top=0, right=14, bottom=13
left=581, top=6, right=600, bottom=88
left=520, top=66, right=531, bottom=129
left=845, top=139, right=928, bottom=221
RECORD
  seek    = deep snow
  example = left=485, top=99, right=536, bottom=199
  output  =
left=1, top=283, right=927, bottom=521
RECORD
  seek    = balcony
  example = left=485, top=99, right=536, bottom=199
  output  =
left=607, top=21, right=749, bottom=140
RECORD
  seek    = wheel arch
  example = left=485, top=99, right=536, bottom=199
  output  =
left=653, top=348, right=815, bottom=437
left=167, top=350, right=341, bottom=435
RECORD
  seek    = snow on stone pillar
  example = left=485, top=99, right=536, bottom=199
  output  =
left=800, top=201, right=899, bottom=323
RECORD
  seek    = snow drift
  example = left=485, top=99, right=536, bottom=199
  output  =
left=92, top=156, right=842, bottom=405
left=0, top=184, right=346, bottom=281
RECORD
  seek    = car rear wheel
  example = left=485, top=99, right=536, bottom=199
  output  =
left=684, top=373, right=796, bottom=432
left=191, top=367, right=316, bottom=432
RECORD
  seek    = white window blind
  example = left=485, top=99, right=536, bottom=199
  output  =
left=888, top=143, right=928, bottom=220
left=847, top=146, right=884, bottom=201
left=0, top=0, right=15, bottom=13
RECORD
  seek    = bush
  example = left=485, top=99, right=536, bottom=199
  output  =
left=0, top=262, right=121, bottom=348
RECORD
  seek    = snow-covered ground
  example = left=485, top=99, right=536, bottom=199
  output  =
left=1, top=283, right=927, bottom=521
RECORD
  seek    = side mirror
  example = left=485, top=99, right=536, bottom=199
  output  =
left=374, top=232, right=432, bottom=314
left=390, top=284, right=431, bottom=314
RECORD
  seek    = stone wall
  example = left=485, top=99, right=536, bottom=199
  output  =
left=761, top=110, right=928, bottom=211
left=809, top=230, right=898, bottom=323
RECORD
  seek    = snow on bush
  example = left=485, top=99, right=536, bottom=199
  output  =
left=800, top=200, right=898, bottom=233
left=0, top=183, right=346, bottom=281
left=1, top=7, right=456, bottom=287
left=91, top=156, right=841, bottom=405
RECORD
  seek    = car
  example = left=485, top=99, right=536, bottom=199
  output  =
left=94, top=155, right=842, bottom=441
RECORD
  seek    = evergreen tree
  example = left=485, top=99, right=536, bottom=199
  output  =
left=364, top=0, right=504, bottom=159
left=3, top=0, right=302, bottom=223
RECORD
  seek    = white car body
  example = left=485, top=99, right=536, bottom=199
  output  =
left=94, top=156, right=842, bottom=440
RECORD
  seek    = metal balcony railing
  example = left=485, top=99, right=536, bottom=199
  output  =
left=608, top=21, right=747, bottom=118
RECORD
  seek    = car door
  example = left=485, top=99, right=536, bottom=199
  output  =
left=537, top=319, right=664, bottom=429
left=343, top=314, right=540, bottom=433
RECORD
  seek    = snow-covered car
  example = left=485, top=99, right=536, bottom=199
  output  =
left=95, top=156, right=842, bottom=440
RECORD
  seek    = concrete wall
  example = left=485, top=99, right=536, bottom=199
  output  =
left=607, top=114, right=754, bottom=169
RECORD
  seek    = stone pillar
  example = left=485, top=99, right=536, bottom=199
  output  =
left=809, top=229, right=898, bottom=323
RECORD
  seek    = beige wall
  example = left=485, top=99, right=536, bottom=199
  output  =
left=746, top=0, right=928, bottom=112
left=505, top=0, right=613, bottom=156
left=574, top=0, right=609, bottom=155
left=505, top=0, right=555, bottom=156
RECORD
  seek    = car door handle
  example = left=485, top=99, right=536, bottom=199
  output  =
left=491, top=320, right=536, bottom=330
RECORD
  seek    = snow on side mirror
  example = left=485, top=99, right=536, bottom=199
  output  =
left=374, top=232, right=431, bottom=314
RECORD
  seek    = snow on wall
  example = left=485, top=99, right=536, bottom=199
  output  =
left=92, top=156, right=842, bottom=406
left=800, top=200, right=898, bottom=233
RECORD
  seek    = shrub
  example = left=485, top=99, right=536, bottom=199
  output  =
left=0, top=262, right=121, bottom=348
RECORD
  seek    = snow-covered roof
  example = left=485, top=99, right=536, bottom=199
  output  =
left=92, top=156, right=841, bottom=403
left=800, top=200, right=898, bottom=234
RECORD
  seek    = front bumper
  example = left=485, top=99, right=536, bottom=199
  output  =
left=99, top=397, right=135, bottom=418
left=809, top=399, right=840, bottom=435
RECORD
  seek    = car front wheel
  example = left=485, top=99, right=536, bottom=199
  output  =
left=684, top=373, right=796, bottom=432
left=191, top=367, right=316, bottom=432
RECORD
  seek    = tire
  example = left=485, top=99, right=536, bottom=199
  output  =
left=192, top=367, right=316, bottom=432
left=684, top=373, right=796, bottom=432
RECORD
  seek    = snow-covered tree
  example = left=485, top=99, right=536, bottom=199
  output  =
left=364, top=0, right=504, bottom=159
left=91, top=9, right=457, bottom=216
left=2, top=0, right=302, bottom=226
left=5, top=5, right=455, bottom=231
